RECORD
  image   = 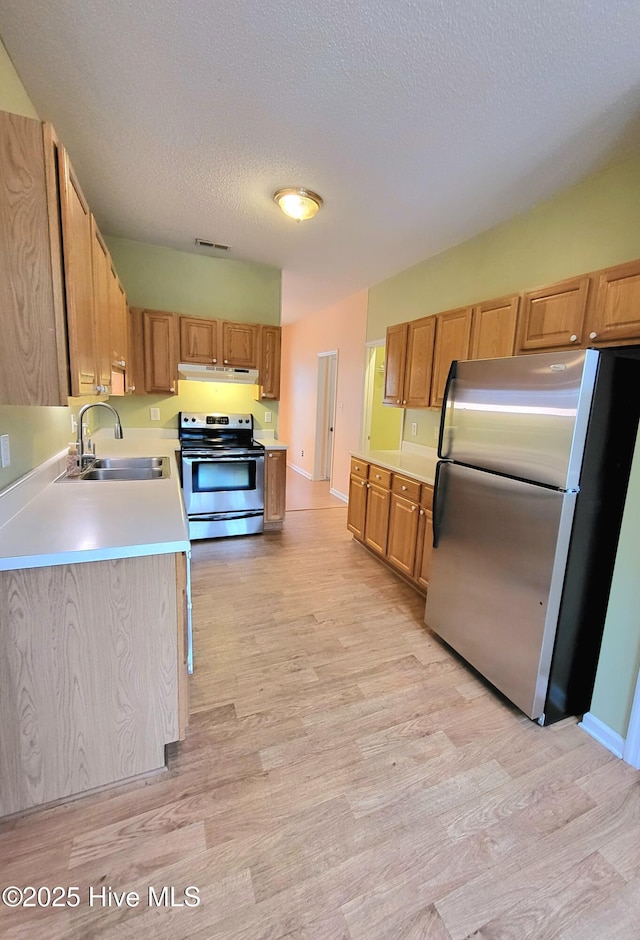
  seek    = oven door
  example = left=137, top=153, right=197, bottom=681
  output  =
left=182, top=453, right=265, bottom=517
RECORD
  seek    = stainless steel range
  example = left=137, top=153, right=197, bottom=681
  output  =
left=179, top=412, right=265, bottom=540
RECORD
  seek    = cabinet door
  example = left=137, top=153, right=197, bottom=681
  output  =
left=470, top=294, right=520, bottom=360
left=259, top=325, right=282, bottom=400
left=347, top=475, right=368, bottom=539
left=221, top=321, right=259, bottom=368
left=386, top=493, right=420, bottom=576
left=517, top=275, right=590, bottom=352
left=383, top=322, right=408, bottom=405
left=404, top=316, right=436, bottom=408
left=142, top=309, right=179, bottom=395
left=180, top=316, right=219, bottom=364
left=90, top=218, right=112, bottom=394
left=363, top=483, right=390, bottom=555
left=109, top=267, right=129, bottom=369
left=58, top=146, right=98, bottom=396
left=414, top=507, right=434, bottom=590
left=0, top=113, right=67, bottom=405
left=430, top=307, right=473, bottom=408
left=265, top=449, right=287, bottom=524
left=586, top=259, right=640, bottom=345
left=127, top=307, right=145, bottom=395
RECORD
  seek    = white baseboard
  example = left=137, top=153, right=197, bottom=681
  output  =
left=579, top=712, right=624, bottom=759
left=330, top=487, right=347, bottom=503
left=287, top=462, right=312, bottom=480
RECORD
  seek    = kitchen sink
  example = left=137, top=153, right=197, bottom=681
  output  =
left=62, top=456, right=170, bottom=481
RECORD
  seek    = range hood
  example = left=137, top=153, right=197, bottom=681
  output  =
left=178, top=363, right=260, bottom=384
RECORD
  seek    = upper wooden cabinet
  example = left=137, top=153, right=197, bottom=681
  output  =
left=383, top=317, right=437, bottom=408
left=258, top=325, right=282, bottom=400
left=586, top=259, right=640, bottom=346
left=470, top=294, right=520, bottom=360
left=58, top=144, right=99, bottom=397
left=517, top=275, right=590, bottom=353
left=180, top=316, right=219, bottom=364
left=404, top=316, right=437, bottom=408
left=383, top=322, right=408, bottom=405
left=109, top=266, right=129, bottom=370
left=141, top=308, right=179, bottom=395
left=431, top=306, right=473, bottom=408
left=0, top=113, right=68, bottom=406
left=90, top=218, right=112, bottom=395
left=221, top=321, right=259, bottom=368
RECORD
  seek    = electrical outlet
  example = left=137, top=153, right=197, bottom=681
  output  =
left=264, top=411, right=272, bottom=423
left=149, top=407, right=160, bottom=421
left=301, top=450, right=304, bottom=458
left=71, top=414, right=77, bottom=434
left=0, top=434, right=10, bottom=469
left=411, top=422, right=418, bottom=436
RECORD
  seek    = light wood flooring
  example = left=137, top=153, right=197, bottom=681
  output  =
left=286, top=466, right=345, bottom=512
left=1, top=508, right=639, bottom=939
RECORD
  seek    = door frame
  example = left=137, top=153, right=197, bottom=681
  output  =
left=363, top=339, right=404, bottom=451
left=623, top=668, right=640, bottom=768
left=313, top=350, right=338, bottom=482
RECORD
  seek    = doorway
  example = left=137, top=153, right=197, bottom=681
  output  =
left=314, top=351, right=338, bottom=482
left=362, top=341, right=403, bottom=450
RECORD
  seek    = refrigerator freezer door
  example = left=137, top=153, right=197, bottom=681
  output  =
left=425, top=462, right=577, bottom=720
left=439, top=349, right=599, bottom=489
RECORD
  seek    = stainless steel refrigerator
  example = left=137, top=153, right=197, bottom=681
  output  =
left=425, top=347, right=640, bottom=724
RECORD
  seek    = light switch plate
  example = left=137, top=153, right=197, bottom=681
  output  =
left=264, top=411, right=272, bottom=423
left=149, top=407, right=160, bottom=421
left=411, top=422, right=418, bottom=436
left=0, top=434, right=10, bottom=468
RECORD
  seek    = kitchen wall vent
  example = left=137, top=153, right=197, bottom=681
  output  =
left=194, top=238, right=230, bottom=251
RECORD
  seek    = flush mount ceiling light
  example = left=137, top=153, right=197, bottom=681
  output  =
left=273, top=188, right=323, bottom=222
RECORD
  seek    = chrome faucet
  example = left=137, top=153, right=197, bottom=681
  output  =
left=76, top=402, right=124, bottom=467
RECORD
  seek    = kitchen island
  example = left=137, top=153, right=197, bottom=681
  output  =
left=0, top=435, right=190, bottom=818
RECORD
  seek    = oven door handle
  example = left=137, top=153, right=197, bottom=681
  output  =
left=182, top=454, right=264, bottom=463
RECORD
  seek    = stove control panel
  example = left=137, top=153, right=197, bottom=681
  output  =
left=179, top=412, right=254, bottom=430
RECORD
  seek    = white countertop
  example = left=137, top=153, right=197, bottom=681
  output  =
left=351, top=446, right=439, bottom=486
left=255, top=434, right=288, bottom=450
left=0, top=435, right=190, bottom=572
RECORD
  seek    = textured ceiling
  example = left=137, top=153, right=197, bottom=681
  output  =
left=1, top=1, right=640, bottom=322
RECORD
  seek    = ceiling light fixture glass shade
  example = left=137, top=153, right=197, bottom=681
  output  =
left=273, top=188, right=323, bottom=221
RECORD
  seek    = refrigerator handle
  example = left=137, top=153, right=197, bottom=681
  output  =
left=437, top=359, right=458, bottom=458
left=432, top=459, right=448, bottom=549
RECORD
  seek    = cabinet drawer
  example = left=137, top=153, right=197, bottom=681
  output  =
left=392, top=474, right=421, bottom=502
left=369, top=465, right=392, bottom=489
left=350, top=458, right=369, bottom=480
left=421, top=485, right=434, bottom=510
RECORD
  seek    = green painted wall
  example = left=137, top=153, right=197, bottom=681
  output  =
left=589, top=425, right=640, bottom=735
left=368, top=156, right=640, bottom=342
left=367, top=154, right=640, bottom=739
left=0, top=38, right=37, bottom=118
left=368, top=346, right=403, bottom=450
left=110, top=382, right=277, bottom=433
left=106, top=237, right=281, bottom=324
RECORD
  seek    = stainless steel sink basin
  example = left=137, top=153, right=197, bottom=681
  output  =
left=92, top=456, right=165, bottom=470
left=81, top=467, right=165, bottom=481
left=62, top=456, right=170, bottom=481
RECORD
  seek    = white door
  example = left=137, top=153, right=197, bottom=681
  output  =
left=314, top=352, right=338, bottom=482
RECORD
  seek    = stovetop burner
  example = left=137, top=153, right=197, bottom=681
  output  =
left=178, top=412, right=264, bottom=454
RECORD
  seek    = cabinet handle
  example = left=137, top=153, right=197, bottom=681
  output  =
left=375, top=474, right=381, bottom=479
left=396, top=399, right=400, bottom=404
left=360, top=481, right=366, bottom=487
left=589, top=331, right=597, bottom=340
left=569, top=334, right=578, bottom=342
left=401, top=485, right=407, bottom=491
left=224, top=359, right=229, bottom=364
left=402, top=399, right=407, bottom=404
left=366, top=483, right=371, bottom=488
left=268, top=453, right=273, bottom=458
left=419, top=508, right=425, bottom=515
left=170, top=384, right=176, bottom=393
left=354, top=465, right=360, bottom=471
left=127, top=385, right=136, bottom=392
left=411, top=505, right=417, bottom=511
left=212, top=358, right=217, bottom=363
left=118, top=359, right=126, bottom=367
left=261, top=394, right=267, bottom=398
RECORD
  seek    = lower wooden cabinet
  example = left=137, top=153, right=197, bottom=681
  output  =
left=264, top=448, right=287, bottom=529
left=347, top=458, right=434, bottom=593
left=0, top=553, right=187, bottom=817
